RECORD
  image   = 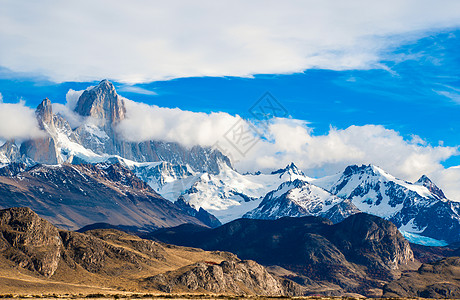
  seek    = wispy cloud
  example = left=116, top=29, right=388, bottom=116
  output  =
left=435, top=85, right=460, bottom=104
left=117, top=85, right=157, bottom=95
left=2, top=1, right=460, bottom=83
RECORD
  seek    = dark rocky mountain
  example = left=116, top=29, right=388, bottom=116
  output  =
left=0, top=207, right=302, bottom=296
left=271, top=162, right=305, bottom=176
left=314, top=164, right=460, bottom=243
left=0, top=162, right=210, bottom=231
left=149, top=213, right=415, bottom=296
left=383, top=257, right=460, bottom=298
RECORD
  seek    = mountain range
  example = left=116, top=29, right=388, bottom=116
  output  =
left=0, top=80, right=459, bottom=297
left=0, top=79, right=459, bottom=244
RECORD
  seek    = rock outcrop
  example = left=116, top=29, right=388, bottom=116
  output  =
left=147, top=260, right=303, bottom=295
left=0, top=207, right=62, bottom=277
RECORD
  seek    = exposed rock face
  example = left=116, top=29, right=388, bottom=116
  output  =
left=36, top=98, right=54, bottom=128
left=415, top=174, right=447, bottom=200
left=0, top=207, right=61, bottom=277
left=0, top=163, right=208, bottom=231
left=150, top=213, right=414, bottom=295
left=383, top=257, right=460, bottom=298
left=19, top=98, right=76, bottom=165
left=321, top=199, right=361, bottom=224
left=147, top=260, right=302, bottom=296
left=20, top=136, right=60, bottom=165
left=74, top=79, right=126, bottom=126
left=71, top=80, right=232, bottom=174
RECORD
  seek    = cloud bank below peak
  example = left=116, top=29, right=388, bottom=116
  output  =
left=0, top=100, right=44, bottom=141
left=2, top=1, right=460, bottom=83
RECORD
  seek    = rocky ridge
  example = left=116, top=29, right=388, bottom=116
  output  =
left=150, top=213, right=416, bottom=296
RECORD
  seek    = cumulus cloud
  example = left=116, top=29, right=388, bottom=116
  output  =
left=0, top=92, right=3, bottom=103
left=2, top=1, right=460, bottom=82
left=240, top=122, right=457, bottom=181
left=0, top=101, right=44, bottom=140
left=52, top=89, right=85, bottom=128
left=65, top=89, right=84, bottom=110
left=117, top=99, right=242, bottom=146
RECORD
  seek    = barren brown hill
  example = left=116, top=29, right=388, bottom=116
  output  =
left=0, top=207, right=302, bottom=296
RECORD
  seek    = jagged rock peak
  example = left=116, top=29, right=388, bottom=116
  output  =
left=271, top=162, right=304, bottom=175
left=415, top=174, right=446, bottom=199
left=36, top=98, right=53, bottom=126
left=74, top=79, right=126, bottom=124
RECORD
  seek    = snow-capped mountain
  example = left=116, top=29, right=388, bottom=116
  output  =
left=313, top=164, right=460, bottom=243
left=244, top=179, right=360, bottom=223
left=0, top=140, right=20, bottom=164
left=174, top=162, right=312, bottom=223
left=1, top=79, right=459, bottom=244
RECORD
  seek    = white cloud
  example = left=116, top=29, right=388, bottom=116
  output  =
left=0, top=92, right=3, bottom=103
left=431, top=166, right=460, bottom=201
left=116, top=99, right=242, bottom=147
left=117, top=85, right=157, bottom=95
left=0, top=101, right=44, bottom=140
left=1, top=1, right=460, bottom=83
left=237, top=122, right=457, bottom=181
left=116, top=99, right=460, bottom=200
left=52, top=89, right=86, bottom=128
left=65, top=89, right=84, bottom=110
